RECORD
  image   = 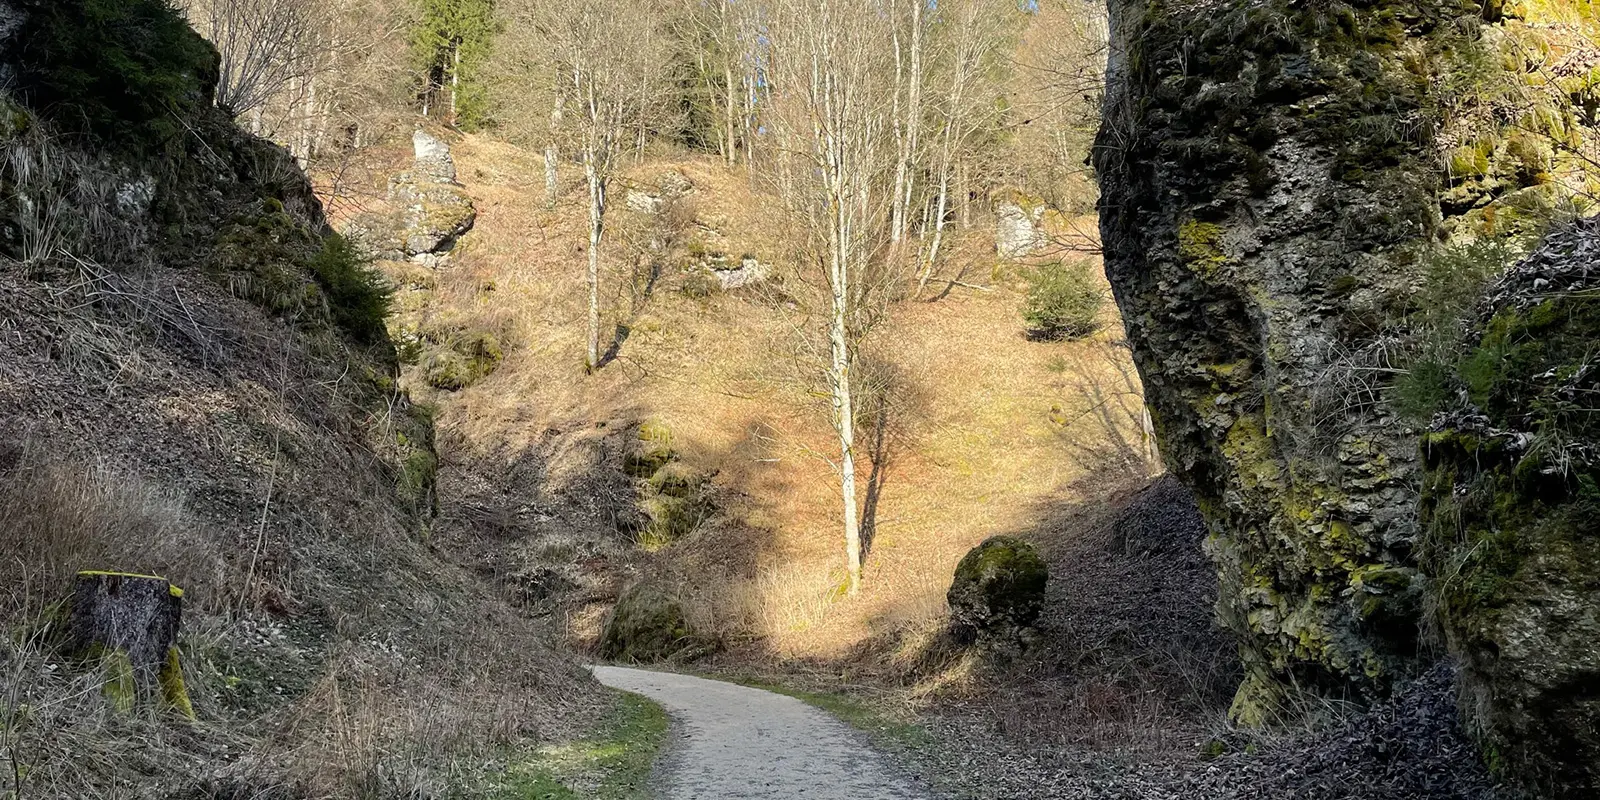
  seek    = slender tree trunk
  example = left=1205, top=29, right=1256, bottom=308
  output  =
left=724, top=59, right=738, bottom=167
left=889, top=26, right=906, bottom=243
left=544, top=144, right=560, bottom=209
left=957, top=159, right=970, bottom=228
left=830, top=249, right=862, bottom=595
left=743, top=73, right=756, bottom=181
left=585, top=157, right=605, bottom=372
left=546, top=91, right=564, bottom=210
left=916, top=165, right=951, bottom=294
left=450, top=42, right=461, bottom=125
left=889, top=0, right=923, bottom=245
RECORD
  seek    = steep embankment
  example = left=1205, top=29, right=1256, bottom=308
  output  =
left=0, top=2, right=602, bottom=796
left=1097, top=0, right=1598, bottom=793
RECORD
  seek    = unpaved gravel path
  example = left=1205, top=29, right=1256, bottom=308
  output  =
left=590, top=666, right=931, bottom=800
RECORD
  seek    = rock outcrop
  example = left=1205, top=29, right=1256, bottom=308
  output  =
left=1420, top=217, right=1600, bottom=797
left=996, top=193, right=1047, bottom=259
left=1096, top=0, right=1598, bottom=789
left=346, top=129, right=476, bottom=265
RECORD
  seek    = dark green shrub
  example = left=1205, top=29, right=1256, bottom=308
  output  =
left=308, top=233, right=393, bottom=345
left=1021, top=260, right=1105, bottom=340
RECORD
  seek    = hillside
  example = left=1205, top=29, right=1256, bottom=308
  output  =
left=0, top=2, right=608, bottom=796
left=354, top=135, right=1159, bottom=668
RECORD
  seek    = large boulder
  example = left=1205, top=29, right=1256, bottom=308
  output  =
left=598, top=583, right=696, bottom=663
left=345, top=129, right=475, bottom=263
left=1420, top=218, right=1600, bottom=797
left=947, top=536, right=1048, bottom=641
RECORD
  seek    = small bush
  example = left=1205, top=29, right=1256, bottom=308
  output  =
left=308, top=233, right=393, bottom=345
left=680, top=267, right=722, bottom=299
left=1021, top=260, right=1105, bottom=340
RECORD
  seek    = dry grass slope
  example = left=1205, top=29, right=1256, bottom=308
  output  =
left=376, top=134, right=1161, bottom=673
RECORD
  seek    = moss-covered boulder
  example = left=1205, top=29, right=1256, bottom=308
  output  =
left=422, top=331, right=502, bottom=391
left=623, top=420, right=677, bottom=477
left=947, top=536, right=1048, bottom=641
left=598, top=583, right=695, bottom=663
left=1420, top=217, right=1600, bottom=797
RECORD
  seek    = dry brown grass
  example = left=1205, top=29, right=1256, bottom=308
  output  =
left=404, top=135, right=1159, bottom=670
left=0, top=440, right=223, bottom=621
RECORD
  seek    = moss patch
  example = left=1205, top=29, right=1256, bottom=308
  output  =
left=12, top=0, right=220, bottom=156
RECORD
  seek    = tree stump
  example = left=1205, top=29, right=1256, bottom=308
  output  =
left=68, top=571, right=194, bottom=718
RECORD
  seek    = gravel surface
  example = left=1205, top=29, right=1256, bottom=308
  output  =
left=591, top=666, right=932, bottom=799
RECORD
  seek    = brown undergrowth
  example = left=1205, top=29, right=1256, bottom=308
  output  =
left=0, top=234, right=599, bottom=796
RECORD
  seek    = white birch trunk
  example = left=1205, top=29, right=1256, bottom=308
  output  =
left=585, top=156, right=605, bottom=372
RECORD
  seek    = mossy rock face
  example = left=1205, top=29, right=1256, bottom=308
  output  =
left=12, top=0, right=220, bottom=156
left=422, top=331, right=502, bottom=391
left=1095, top=0, right=1600, bottom=721
left=1419, top=218, right=1600, bottom=797
left=598, top=584, right=696, bottom=663
left=947, top=536, right=1048, bottom=641
left=623, top=420, right=677, bottom=477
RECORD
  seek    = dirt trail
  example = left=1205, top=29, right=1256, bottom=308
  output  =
left=590, top=666, right=932, bottom=800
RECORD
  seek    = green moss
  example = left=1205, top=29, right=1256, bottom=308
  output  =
left=159, top=646, right=195, bottom=720
left=1177, top=220, right=1228, bottom=277
left=624, top=421, right=676, bottom=477
left=398, top=446, right=438, bottom=516
left=12, top=0, right=220, bottom=156
left=101, top=649, right=136, bottom=714
left=422, top=331, right=502, bottom=390
left=599, top=584, right=701, bottom=663
left=947, top=536, right=1049, bottom=639
left=638, top=493, right=708, bottom=550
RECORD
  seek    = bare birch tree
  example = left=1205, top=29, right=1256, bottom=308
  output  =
left=502, top=0, right=673, bottom=371
left=763, top=0, right=899, bottom=594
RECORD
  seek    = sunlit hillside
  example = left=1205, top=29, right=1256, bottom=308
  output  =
left=360, top=135, right=1157, bottom=663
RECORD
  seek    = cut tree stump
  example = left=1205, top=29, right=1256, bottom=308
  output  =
left=68, top=571, right=195, bottom=718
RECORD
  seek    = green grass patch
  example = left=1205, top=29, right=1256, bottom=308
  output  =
left=489, top=691, right=668, bottom=799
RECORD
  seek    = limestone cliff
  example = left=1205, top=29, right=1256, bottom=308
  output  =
left=1095, top=0, right=1597, bottom=789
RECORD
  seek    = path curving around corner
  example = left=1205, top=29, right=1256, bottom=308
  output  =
left=590, top=665, right=932, bottom=800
